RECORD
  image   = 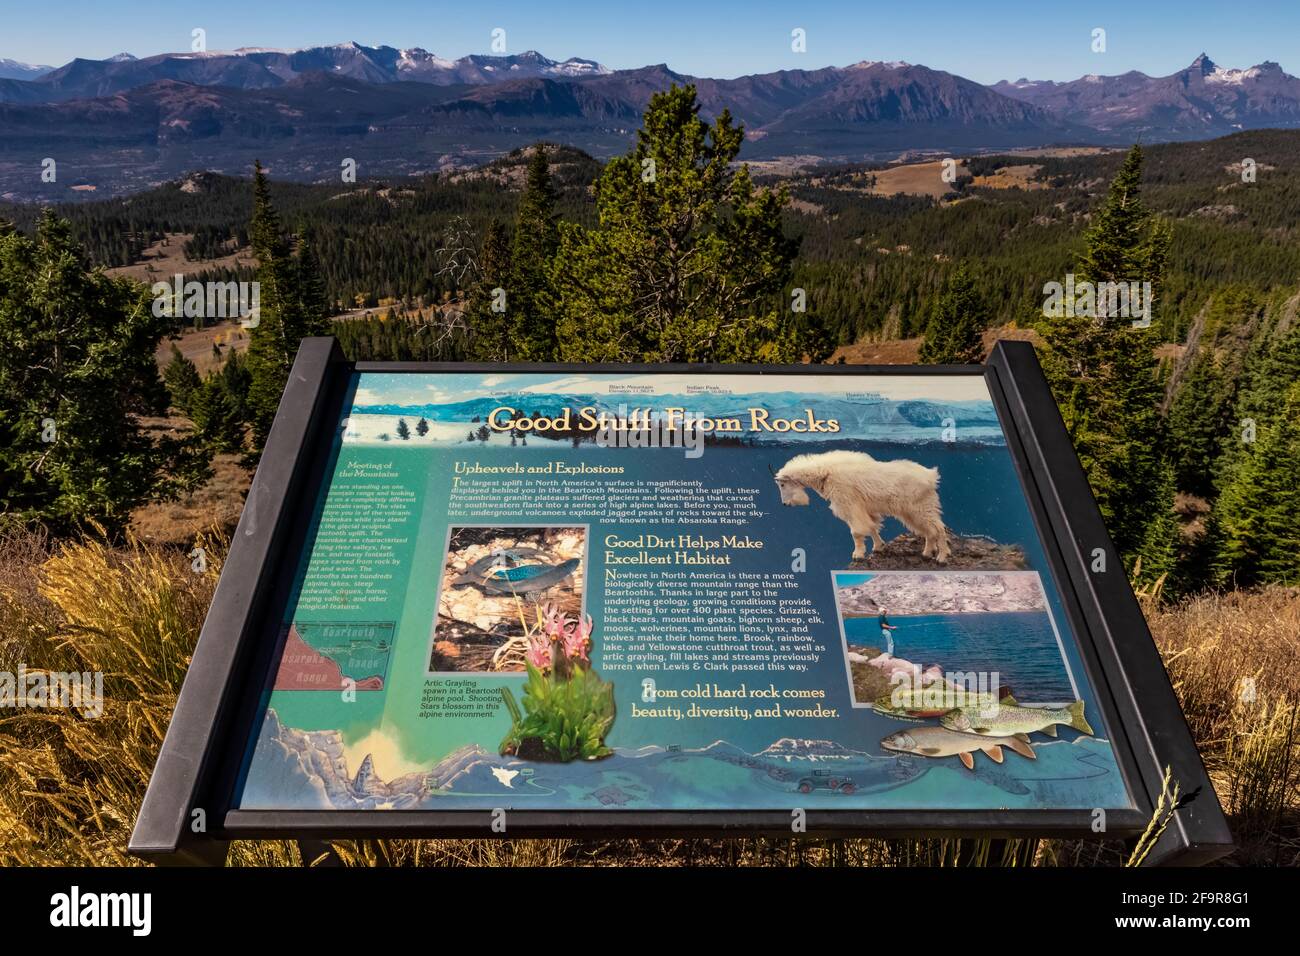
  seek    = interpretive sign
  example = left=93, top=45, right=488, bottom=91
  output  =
left=130, top=339, right=1232, bottom=864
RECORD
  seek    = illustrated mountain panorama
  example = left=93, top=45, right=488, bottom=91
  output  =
left=348, top=391, right=1004, bottom=445
left=2, top=43, right=1299, bottom=199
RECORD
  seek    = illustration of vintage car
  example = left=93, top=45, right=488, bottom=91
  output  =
left=796, top=769, right=858, bottom=795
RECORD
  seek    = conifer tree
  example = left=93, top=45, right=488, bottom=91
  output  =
left=509, top=146, right=559, bottom=360
left=1133, top=460, right=1183, bottom=595
left=244, top=165, right=327, bottom=451
left=293, top=235, right=332, bottom=338
left=466, top=220, right=513, bottom=361
left=163, top=344, right=202, bottom=415
left=919, top=264, right=987, bottom=364
left=189, top=351, right=251, bottom=454
left=1036, top=145, right=1171, bottom=560
left=550, top=85, right=819, bottom=363
left=245, top=162, right=296, bottom=448
left=1212, top=381, right=1300, bottom=586
left=0, top=213, right=208, bottom=535
left=1166, top=345, right=1230, bottom=500
left=1215, top=315, right=1300, bottom=490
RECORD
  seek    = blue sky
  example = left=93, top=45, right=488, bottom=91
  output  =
left=4, top=0, right=1299, bottom=83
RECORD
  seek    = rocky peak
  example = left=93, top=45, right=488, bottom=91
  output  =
left=352, top=754, right=379, bottom=794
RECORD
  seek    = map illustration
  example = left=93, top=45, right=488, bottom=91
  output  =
left=273, top=622, right=394, bottom=691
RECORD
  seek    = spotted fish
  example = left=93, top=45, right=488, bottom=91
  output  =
left=941, top=698, right=1093, bottom=738
left=881, top=726, right=1036, bottom=770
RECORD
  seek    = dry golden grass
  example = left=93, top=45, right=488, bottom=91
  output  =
left=829, top=326, right=1042, bottom=366
left=971, top=164, right=1047, bottom=190
left=130, top=453, right=251, bottom=547
left=1146, top=588, right=1300, bottom=864
left=0, top=531, right=1293, bottom=867
left=107, top=233, right=256, bottom=286
left=156, top=321, right=250, bottom=377
left=0, top=531, right=221, bottom=864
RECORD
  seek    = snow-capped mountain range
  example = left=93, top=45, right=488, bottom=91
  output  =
left=2, top=44, right=1298, bottom=199
left=0, top=57, right=54, bottom=80
left=0, top=42, right=610, bottom=101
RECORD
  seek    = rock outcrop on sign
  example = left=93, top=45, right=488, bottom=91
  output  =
left=240, top=711, right=429, bottom=810
left=836, top=570, right=1044, bottom=616
left=851, top=533, right=1026, bottom=571
left=757, top=738, right=862, bottom=761
left=846, top=648, right=940, bottom=703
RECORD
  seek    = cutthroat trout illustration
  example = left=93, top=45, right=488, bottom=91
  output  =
left=940, top=699, right=1093, bottom=738
left=873, top=685, right=1001, bottom=718
left=880, top=726, right=1036, bottom=770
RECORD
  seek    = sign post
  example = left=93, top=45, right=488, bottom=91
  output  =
left=130, top=339, right=1232, bottom=865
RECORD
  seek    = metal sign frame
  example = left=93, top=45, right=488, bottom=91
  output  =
left=129, top=338, right=1233, bottom=865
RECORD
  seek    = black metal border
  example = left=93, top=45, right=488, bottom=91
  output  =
left=129, top=339, right=1232, bottom=864
left=987, top=341, right=1233, bottom=865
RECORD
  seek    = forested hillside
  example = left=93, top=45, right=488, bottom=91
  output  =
left=1, top=79, right=1296, bottom=871
left=786, top=129, right=1300, bottom=344
left=4, top=130, right=1299, bottom=349
left=0, top=145, right=601, bottom=307
left=2, top=108, right=1297, bottom=593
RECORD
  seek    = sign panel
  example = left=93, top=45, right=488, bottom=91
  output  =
left=234, top=369, right=1133, bottom=814
left=130, top=341, right=1233, bottom=865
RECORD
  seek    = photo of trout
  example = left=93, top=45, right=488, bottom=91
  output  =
left=430, top=526, right=587, bottom=672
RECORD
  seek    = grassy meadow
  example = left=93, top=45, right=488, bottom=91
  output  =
left=0, top=529, right=1292, bottom=867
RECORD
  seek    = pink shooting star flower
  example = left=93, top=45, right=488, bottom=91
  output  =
left=562, top=614, right=594, bottom=663
left=540, top=603, right=568, bottom=642
left=526, top=633, right=553, bottom=671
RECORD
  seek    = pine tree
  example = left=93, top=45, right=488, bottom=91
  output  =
left=550, top=85, right=819, bottom=363
left=292, top=235, right=332, bottom=338
left=244, top=162, right=296, bottom=449
left=0, top=213, right=209, bottom=535
left=218, top=349, right=252, bottom=422
left=1036, top=145, right=1171, bottom=560
left=189, top=376, right=243, bottom=454
left=396, top=418, right=410, bottom=440
left=415, top=417, right=429, bottom=437
left=163, top=344, right=202, bottom=415
left=1133, top=460, right=1182, bottom=596
left=1216, top=315, right=1300, bottom=490
left=465, top=220, right=513, bottom=361
left=509, top=146, right=559, bottom=360
left=1213, top=381, right=1300, bottom=586
left=244, top=166, right=326, bottom=451
left=1166, top=345, right=1229, bottom=500
left=919, top=264, right=987, bottom=364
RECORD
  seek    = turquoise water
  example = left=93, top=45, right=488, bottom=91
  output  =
left=844, top=611, right=1076, bottom=702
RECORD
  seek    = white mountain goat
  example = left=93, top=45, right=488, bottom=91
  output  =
left=773, top=450, right=950, bottom=562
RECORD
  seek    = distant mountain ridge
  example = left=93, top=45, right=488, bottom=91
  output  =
left=8, top=43, right=609, bottom=101
left=2, top=43, right=1298, bottom=200
left=993, top=53, right=1300, bottom=135
left=0, top=58, right=54, bottom=81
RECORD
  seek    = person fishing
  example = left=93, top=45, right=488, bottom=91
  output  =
left=878, top=607, right=898, bottom=656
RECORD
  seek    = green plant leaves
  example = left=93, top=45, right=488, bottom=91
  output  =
left=499, top=660, right=616, bottom=762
